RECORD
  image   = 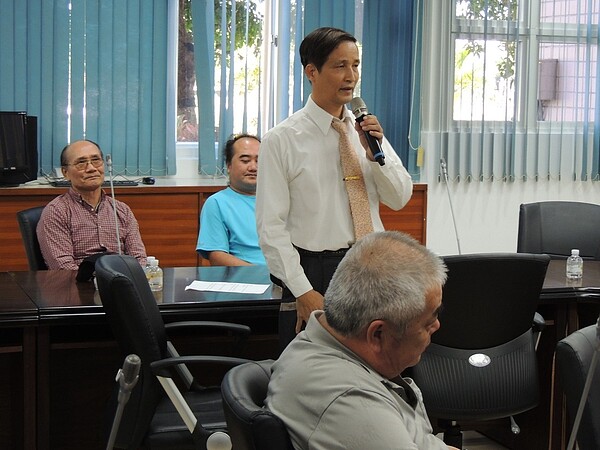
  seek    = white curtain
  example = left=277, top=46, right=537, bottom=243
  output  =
left=418, top=0, right=600, bottom=182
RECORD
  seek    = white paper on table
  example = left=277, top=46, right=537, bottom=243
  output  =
left=185, top=280, right=269, bottom=294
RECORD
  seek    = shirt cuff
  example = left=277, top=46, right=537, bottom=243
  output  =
left=285, top=272, right=313, bottom=298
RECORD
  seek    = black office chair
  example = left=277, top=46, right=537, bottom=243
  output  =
left=16, top=205, right=47, bottom=270
left=518, top=200, right=600, bottom=328
left=220, top=360, right=293, bottom=450
left=517, top=201, right=600, bottom=260
left=556, top=324, right=600, bottom=449
left=411, top=253, right=550, bottom=448
left=95, top=254, right=252, bottom=449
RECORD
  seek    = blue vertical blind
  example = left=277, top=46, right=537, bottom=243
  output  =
left=0, top=0, right=174, bottom=176
left=191, top=0, right=356, bottom=175
left=190, top=0, right=416, bottom=176
left=302, top=0, right=356, bottom=106
left=192, top=0, right=264, bottom=175
left=191, top=0, right=218, bottom=175
left=361, top=0, right=417, bottom=176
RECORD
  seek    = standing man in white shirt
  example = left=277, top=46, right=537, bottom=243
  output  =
left=256, top=27, right=413, bottom=350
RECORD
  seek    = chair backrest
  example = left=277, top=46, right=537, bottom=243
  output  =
left=556, top=324, right=600, bottom=449
left=16, top=206, right=47, bottom=270
left=95, top=254, right=169, bottom=449
left=411, top=253, right=550, bottom=422
left=517, top=201, right=600, bottom=260
left=434, top=252, right=550, bottom=349
left=221, top=360, right=293, bottom=450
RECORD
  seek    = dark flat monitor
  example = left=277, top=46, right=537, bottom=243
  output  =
left=0, top=112, right=38, bottom=187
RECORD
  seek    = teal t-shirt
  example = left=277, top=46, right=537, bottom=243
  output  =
left=196, top=187, right=266, bottom=265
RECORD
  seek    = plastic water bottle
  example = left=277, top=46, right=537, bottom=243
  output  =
left=148, top=258, right=163, bottom=291
left=144, top=256, right=156, bottom=280
left=566, top=249, right=583, bottom=280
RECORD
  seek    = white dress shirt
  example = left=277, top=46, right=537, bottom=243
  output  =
left=256, top=96, right=413, bottom=297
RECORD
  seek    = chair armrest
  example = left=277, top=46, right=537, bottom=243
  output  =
left=533, top=312, right=545, bottom=333
left=165, top=321, right=251, bottom=337
left=164, top=322, right=251, bottom=390
left=151, top=355, right=252, bottom=378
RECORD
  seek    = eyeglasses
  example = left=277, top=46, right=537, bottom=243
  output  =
left=67, top=157, right=104, bottom=171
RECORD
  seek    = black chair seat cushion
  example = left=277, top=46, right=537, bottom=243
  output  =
left=144, top=388, right=226, bottom=449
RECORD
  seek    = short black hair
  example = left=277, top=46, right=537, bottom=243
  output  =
left=223, top=134, right=261, bottom=166
left=299, top=27, right=357, bottom=71
left=60, top=139, right=103, bottom=166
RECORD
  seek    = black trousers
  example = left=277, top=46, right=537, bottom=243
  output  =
left=278, top=247, right=348, bottom=352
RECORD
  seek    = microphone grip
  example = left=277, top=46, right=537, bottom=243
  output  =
left=117, top=354, right=141, bottom=402
left=121, top=354, right=141, bottom=385
left=106, top=154, right=113, bottom=174
left=355, top=114, right=385, bottom=166
left=105, top=153, right=122, bottom=255
left=440, top=158, right=448, bottom=178
left=107, top=354, right=140, bottom=450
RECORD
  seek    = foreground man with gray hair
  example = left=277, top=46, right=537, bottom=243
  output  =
left=265, top=231, right=458, bottom=449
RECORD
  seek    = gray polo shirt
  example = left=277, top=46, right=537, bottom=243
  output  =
left=265, top=311, right=449, bottom=450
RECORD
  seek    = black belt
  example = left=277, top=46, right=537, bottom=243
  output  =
left=270, top=246, right=351, bottom=291
left=295, top=246, right=350, bottom=257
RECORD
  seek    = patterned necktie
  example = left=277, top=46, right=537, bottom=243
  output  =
left=331, top=118, right=374, bottom=240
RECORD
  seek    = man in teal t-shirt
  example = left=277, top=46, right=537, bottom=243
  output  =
left=196, top=134, right=266, bottom=266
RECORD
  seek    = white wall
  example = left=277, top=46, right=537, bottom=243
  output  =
left=423, top=173, right=600, bottom=256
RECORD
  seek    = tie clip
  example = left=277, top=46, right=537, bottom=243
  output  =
left=343, top=175, right=361, bottom=181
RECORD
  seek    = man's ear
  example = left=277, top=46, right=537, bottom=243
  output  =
left=304, top=63, right=318, bottom=82
left=365, top=320, right=386, bottom=353
left=61, top=167, right=68, bottom=178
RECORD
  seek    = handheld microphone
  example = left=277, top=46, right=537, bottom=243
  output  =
left=349, top=97, right=385, bottom=166
left=107, top=354, right=141, bottom=450
left=105, top=154, right=122, bottom=255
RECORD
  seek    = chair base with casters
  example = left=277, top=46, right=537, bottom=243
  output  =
left=96, top=254, right=252, bottom=450
left=220, top=360, right=293, bottom=450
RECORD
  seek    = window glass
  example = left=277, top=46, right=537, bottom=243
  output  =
left=176, top=0, right=264, bottom=143
left=454, top=38, right=518, bottom=121
left=451, top=0, right=599, bottom=125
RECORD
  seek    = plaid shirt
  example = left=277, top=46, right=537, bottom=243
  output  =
left=37, top=188, right=147, bottom=270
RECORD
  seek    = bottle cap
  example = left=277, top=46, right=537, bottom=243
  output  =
left=150, top=259, right=159, bottom=267
left=571, top=249, right=580, bottom=256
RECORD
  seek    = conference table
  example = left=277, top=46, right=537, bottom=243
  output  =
left=2, top=260, right=600, bottom=449
left=0, top=274, right=38, bottom=450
